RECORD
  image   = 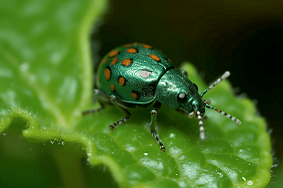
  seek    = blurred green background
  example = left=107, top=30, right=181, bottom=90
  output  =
left=90, top=0, right=282, bottom=187
left=0, top=0, right=282, bottom=187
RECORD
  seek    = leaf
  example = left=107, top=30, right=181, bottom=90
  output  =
left=0, top=0, right=272, bottom=188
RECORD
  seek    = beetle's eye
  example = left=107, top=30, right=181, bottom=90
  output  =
left=177, top=92, right=187, bottom=103
left=193, top=83, right=198, bottom=91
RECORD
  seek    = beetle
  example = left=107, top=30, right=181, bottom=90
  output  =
left=83, top=43, right=241, bottom=151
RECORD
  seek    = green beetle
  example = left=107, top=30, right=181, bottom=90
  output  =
left=83, top=43, right=241, bottom=151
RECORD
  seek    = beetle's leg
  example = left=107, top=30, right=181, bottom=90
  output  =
left=150, top=102, right=166, bottom=151
left=109, top=95, right=130, bottom=130
left=109, top=116, right=130, bottom=130
left=82, top=89, right=107, bottom=116
left=181, top=69, right=188, bottom=78
left=82, top=105, right=104, bottom=115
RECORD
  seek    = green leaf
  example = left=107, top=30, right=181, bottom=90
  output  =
left=0, top=0, right=272, bottom=188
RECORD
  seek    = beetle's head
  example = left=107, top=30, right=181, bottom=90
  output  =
left=156, top=69, right=241, bottom=140
left=177, top=86, right=205, bottom=116
left=155, top=69, right=205, bottom=115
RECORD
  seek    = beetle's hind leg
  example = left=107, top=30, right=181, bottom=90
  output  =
left=150, top=102, right=166, bottom=151
left=108, top=95, right=131, bottom=130
left=82, top=102, right=105, bottom=115
left=82, top=89, right=107, bottom=116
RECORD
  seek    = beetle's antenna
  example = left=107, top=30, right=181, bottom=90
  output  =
left=205, top=103, right=241, bottom=124
left=196, top=111, right=205, bottom=139
left=200, top=71, right=230, bottom=98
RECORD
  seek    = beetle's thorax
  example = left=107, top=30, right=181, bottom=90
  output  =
left=155, top=69, right=205, bottom=114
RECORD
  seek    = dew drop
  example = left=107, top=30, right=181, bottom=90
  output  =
left=247, top=180, right=253, bottom=185
left=170, top=133, right=175, bottom=138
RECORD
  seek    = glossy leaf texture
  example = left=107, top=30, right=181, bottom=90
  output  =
left=0, top=0, right=272, bottom=188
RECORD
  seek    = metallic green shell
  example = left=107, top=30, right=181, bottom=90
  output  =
left=96, top=43, right=174, bottom=104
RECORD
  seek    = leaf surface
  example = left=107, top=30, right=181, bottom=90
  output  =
left=0, top=0, right=272, bottom=187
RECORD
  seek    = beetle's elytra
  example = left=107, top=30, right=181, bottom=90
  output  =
left=83, top=43, right=241, bottom=151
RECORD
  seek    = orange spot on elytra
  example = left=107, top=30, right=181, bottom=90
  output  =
left=109, top=50, right=119, bottom=57
left=110, top=83, right=115, bottom=91
left=111, top=57, right=118, bottom=65
left=104, top=68, right=111, bottom=80
left=143, top=44, right=152, bottom=49
left=149, top=54, right=160, bottom=62
left=131, top=92, right=138, bottom=99
left=102, top=58, right=108, bottom=64
left=167, top=58, right=172, bottom=63
left=122, top=59, right=132, bottom=66
left=127, top=48, right=137, bottom=53
left=124, top=44, right=132, bottom=47
left=118, top=77, right=126, bottom=86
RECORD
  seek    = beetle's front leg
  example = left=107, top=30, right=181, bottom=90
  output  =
left=150, top=102, right=166, bottom=151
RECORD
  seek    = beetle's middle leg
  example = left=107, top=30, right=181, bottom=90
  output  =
left=109, top=95, right=131, bottom=130
left=150, top=102, right=166, bottom=151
